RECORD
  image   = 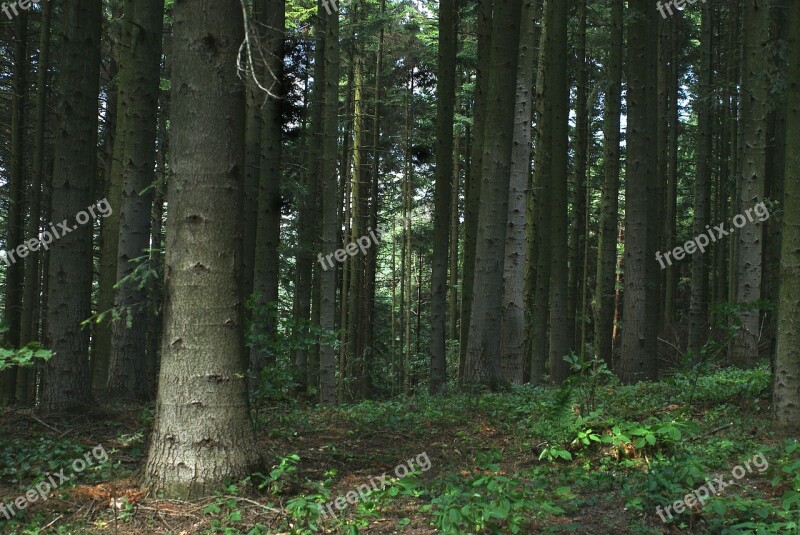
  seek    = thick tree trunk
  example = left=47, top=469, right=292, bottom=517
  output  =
left=499, top=0, right=538, bottom=385
left=464, top=0, right=523, bottom=387
left=730, top=0, right=770, bottom=367
left=460, top=0, right=492, bottom=382
left=774, top=0, right=800, bottom=434
left=40, top=0, right=102, bottom=411
left=144, top=0, right=259, bottom=496
left=618, top=0, right=659, bottom=383
left=319, top=0, right=340, bottom=404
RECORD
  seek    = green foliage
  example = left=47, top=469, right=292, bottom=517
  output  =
left=425, top=451, right=564, bottom=534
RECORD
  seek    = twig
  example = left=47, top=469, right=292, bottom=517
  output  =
left=692, top=422, right=734, bottom=441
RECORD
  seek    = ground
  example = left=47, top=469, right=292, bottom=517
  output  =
left=1, top=365, right=798, bottom=534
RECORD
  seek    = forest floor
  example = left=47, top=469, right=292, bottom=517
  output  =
left=1, top=364, right=798, bottom=534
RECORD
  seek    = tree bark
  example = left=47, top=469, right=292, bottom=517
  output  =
left=774, top=0, right=800, bottom=434
left=40, top=0, right=102, bottom=411
left=144, top=0, right=259, bottom=496
left=108, top=0, right=165, bottom=401
left=430, top=0, right=456, bottom=394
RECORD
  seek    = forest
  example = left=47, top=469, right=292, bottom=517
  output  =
left=0, top=0, right=798, bottom=532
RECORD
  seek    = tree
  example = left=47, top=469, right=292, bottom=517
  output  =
left=430, top=0, right=456, bottom=394
left=688, top=1, right=713, bottom=359
left=773, top=0, right=799, bottom=434
left=40, top=0, right=102, bottom=411
left=499, top=0, right=539, bottom=385
left=618, top=0, right=659, bottom=383
left=108, top=0, right=165, bottom=401
left=319, top=0, right=340, bottom=404
left=17, top=1, right=52, bottom=405
left=144, top=0, right=259, bottom=495
left=464, top=0, right=523, bottom=386
left=730, top=0, right=770, bottom=367
left=546, top=0, right=570, bottom=384
left=2, top=12, right=28, bottom=405
left=594, top=0, right=623, bottom=366
left=250, top=0, right=285, bottom=386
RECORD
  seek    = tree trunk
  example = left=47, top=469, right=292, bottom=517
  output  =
left=460, top=0, right=493, bottom=383
left=40, top=0, right=102, bottom=411
left=618, top=0, right=659, bottom=383
left=94, top=0, right=132, bottom=395
left=144, top=0, right=259, bottom=496
left=499, top=0, right=538, bottom=385
left=17, top=2, right=51, bottom=405
left=594, top=0, right=622, bottom=367
left=774, top=0, right=800, bottom=434
left=688, top=1, right=713, bottom=360
left=250, top=0, right=285, bottom=387
left=319, top=0, right=340, bottom=404
left=547, top=0, right=570, bottom=384
left=2, top=12, right=28, bottom=405
left=430, top=0, right=456, bottom=394
left=464, top=0, right=523, bottom=387
left=108, top=0, right=165, bottom=401
left=529, top=0, right=552, bottom=383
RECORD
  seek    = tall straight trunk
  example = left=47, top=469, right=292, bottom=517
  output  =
left=499, top=0, right=538, bottom=385
left=430, top=0, right=456, bottom=394
left=460, top=0, right=493, bottom=382
left=529, top=0, right=552, bottom=383
left=17, top=2, right=51, bottom=404
left=2, top=12, right=29, bottom=405
left=594, top=0, right=622, bottom=366
left=108, top=0, right=165, bottom=401
left=404, top=93, right=413, bottom=394
left=251, top=0, right=285, bottom=385
left=568, top=0, right=588, bottom=355
left=144, top=0, right=259, bottom=496
left=41, top=0, right=102, bottom=411
left=663, top=15, right=679, bottom=326
left=688, top=2, right=713, bottom=359
left=657, top=9, right=671, bottom=325
left=448, top=125, right=460, bottom=344
left=95, top=0, right=132, bottom=393
left=319, top=0, right=340, bottom=404
left=464, top=0, right=523, bottom=387
left=618, top=0, right=659, bottom=383
left=763, top=0, right=788, bottom=353
left=773, top=0, right=800, bottom=433
left=147, top=137, right=166, bottom=399
left=346, top=54, right=368, bottom=399
left=295, top=26, right=324, bottom=396
left=363, top=0, right=385, bottom=398
left=547, top=0, right=570, bottom=384
left=730, top=0, right=770, bottom=367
